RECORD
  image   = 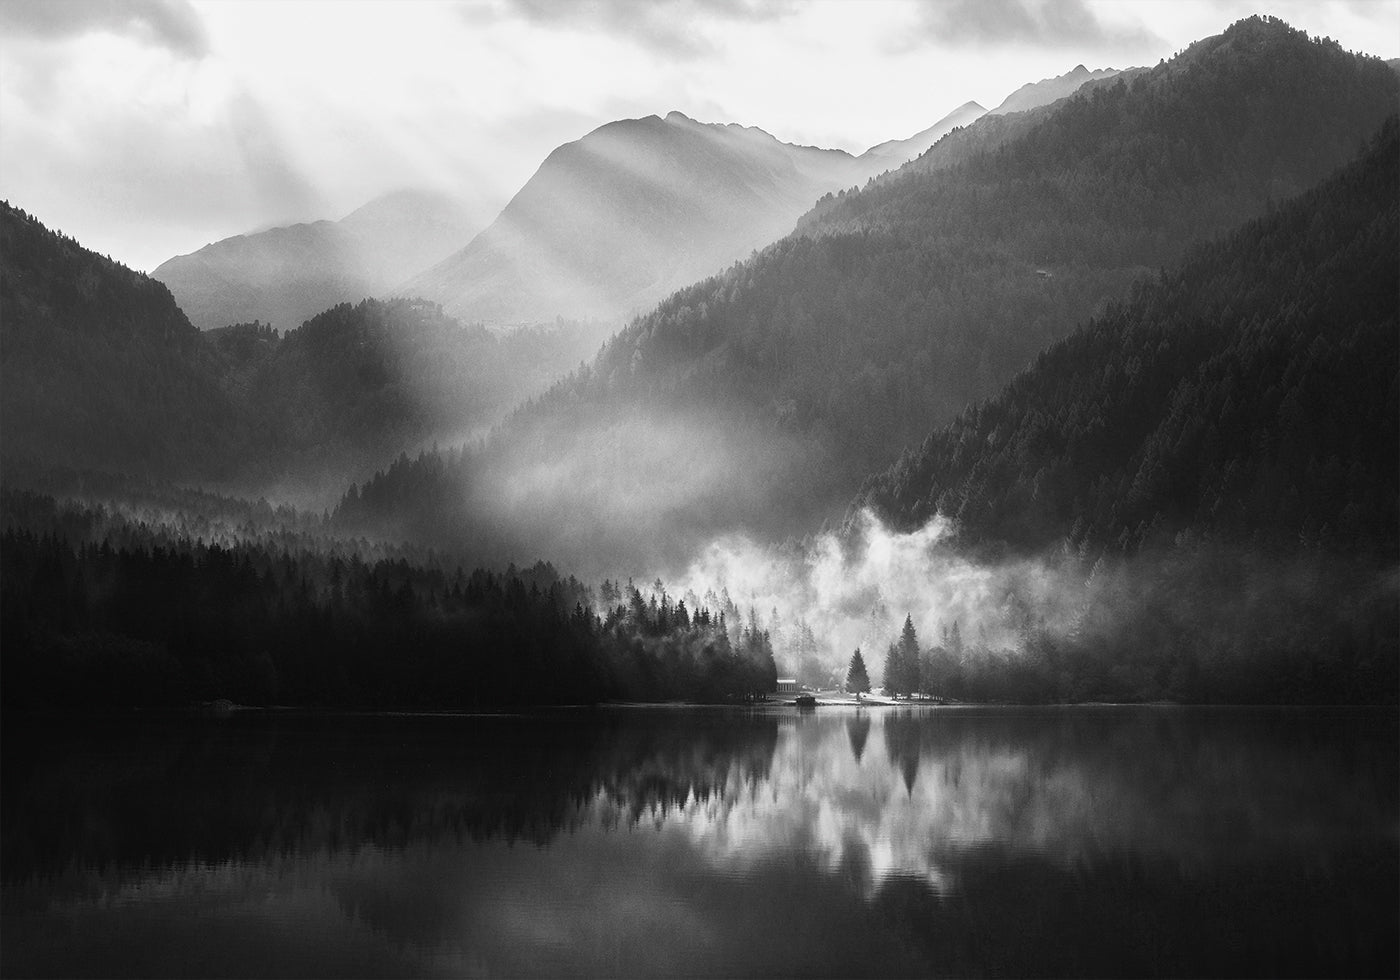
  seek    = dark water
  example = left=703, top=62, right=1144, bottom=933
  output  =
left=2, top=706, right=1396, bottom=978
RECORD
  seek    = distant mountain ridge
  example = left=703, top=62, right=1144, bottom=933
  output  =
left=340, top=16, right=1400, bottom=573
left=400, top=102, right=1025, bottom=329
left=154, top=78, right=1113, bottom=335
left=152, top=189, right=486, bottom=332
left=397, top=111, right=871, bottom=327
left=859, top=101, right=988, bottom=171
left=989, top=64, right=1123, bottom=115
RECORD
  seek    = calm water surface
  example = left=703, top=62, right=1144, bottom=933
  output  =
left=2, top=706, right=1396, bottom=977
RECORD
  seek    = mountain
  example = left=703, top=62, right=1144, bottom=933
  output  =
left=1, top=202, right=609, bottom=501
left=342, top=17, right=1400, bottom=575
left=893, top=65, right=1137, bottom=180
left=336, top=190, right=487, bottom=286
left=214, top=299, right=609, bottom=497
left=397, top=111, right=866, bottom=327
left=0, top=202, right=243, bottom=480
left=853, top=118, right=1398, bottom=560
left=151, top=189, right=485, bottom=332
left=988, top=64, right=1123, bottom=115
left=851, top=121, right=1398, bottom=705
left=859, top=101, right=987, bottom=172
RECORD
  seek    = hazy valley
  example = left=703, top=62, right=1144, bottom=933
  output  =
left=3, top=7, right=1399, bottom=977
left=1, top=16, right=1396, bottom=705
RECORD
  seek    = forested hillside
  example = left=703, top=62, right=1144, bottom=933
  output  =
left=152, top=189, right=484, bottom=332
left=601, top=16, right=1393, bottom=472
left=853, top=118, right=1399, bottom=559
left=224, top=299, right=502, bottom=485
left=1, top=203, right=607, bottom=500
left=0, top=491, right=778, bottom=709
left=0, top=203, right=246, bottom=481
left=847, top=121, right=1399, bottom=705
left=344, top=18, right=1400, bottom=572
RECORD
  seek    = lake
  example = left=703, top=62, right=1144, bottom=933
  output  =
left=2, top=706, right=1396, bottom=977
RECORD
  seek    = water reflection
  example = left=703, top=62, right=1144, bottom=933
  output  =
left=845, top=713, right=871, bottom=763
left=3, top=707, right=1396, bottom=977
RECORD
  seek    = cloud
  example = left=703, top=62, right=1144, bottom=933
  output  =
left=462, top=0, right=799, bottom=57
left=899, top=0, right=1161, bottom=51
left=225, top=91, right=329, bottom=229
left=0, top=0, right=209, bottom=58
left=668, top=509, right=1058, bottom=684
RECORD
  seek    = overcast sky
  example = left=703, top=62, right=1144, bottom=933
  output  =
left=2, top=0, right=1396, bottom=272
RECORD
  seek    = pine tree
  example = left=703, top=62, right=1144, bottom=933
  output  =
left=887, top=614, right=919, bottom=696
left=845, top=648, right=871, bottom=694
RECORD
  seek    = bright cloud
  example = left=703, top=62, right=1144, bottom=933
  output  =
left=0, top=0, right=1395, bottom=270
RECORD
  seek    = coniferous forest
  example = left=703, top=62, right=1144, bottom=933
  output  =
left=0, top=16, right=1396, bottom=709
left=4, top=11, right=1399, bottom=980
left=0, top=491, right=777, bottom=709
left=330, top=18, right=1399, bottom=570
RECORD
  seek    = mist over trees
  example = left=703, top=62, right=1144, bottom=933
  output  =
left=333, top=18, right=1399, bottom=572
left=0, top=492, right=776, bottom=709
left=0, top=206, right=609, bottom=501
left=846, top=119, right=1400, bottom=705
left=1, top=17, right=1395, bottom=709
left=152, top=189, right=487, bottom=333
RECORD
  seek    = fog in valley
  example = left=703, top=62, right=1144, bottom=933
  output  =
left=4, top=4, right=1398, bottom=977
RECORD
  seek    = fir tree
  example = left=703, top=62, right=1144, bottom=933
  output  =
left=845, top=648, right=871, bottom=694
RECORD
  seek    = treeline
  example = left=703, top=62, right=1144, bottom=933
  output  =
left=871, top=548, right=1397, bottom=705
left=835, top=114, right=1400, bottom=707
left=0, top=492, right=775, bottom=709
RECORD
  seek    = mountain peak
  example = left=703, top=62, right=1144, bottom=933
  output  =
left=397, top=108, right=864, bottom=326
left=860, top=101, right=988, bottom=168
left=1221, top=13, right=1298, bottom=39
left=989, top=64, right=1125, bottom=115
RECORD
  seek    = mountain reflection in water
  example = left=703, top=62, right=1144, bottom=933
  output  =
left=3, top=707, right=1396, bottom=978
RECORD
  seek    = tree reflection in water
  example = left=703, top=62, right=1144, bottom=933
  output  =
left=3, top=706, right=1396, bottom=977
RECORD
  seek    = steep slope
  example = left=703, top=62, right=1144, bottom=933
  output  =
left=988, top=64, right=1122, bottom=115
left=398, top=112, right=865, bottom=326
left=859, top=100, right=987, bottom=173
left=152, top=189, right=484, bottom=331
left=0, top=203, right=243, bottom=480
left=1, top=203, right=606, bottom=500
left=853, top=118, right=1398, bottom=559
left=337, top=190, right=486, bottom=286
left=419, top=16, right=1393, bottom=569
left=896, top=68, right=1147, bottom=179
left=849, top=123, right=1398, bottom=704
left=202, top=299, right=615, bottom=501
